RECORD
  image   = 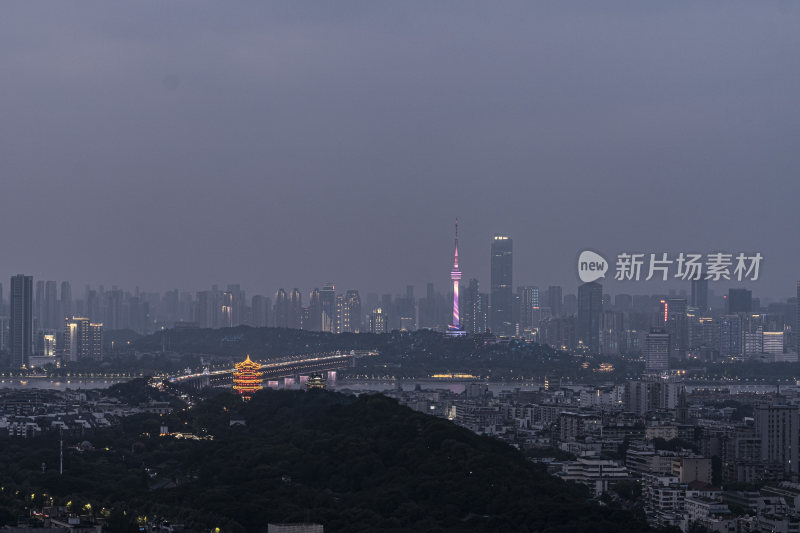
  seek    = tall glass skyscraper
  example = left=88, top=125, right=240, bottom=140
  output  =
left=577, top=281, right=602, bottom=352
left=320, top=283, right=336, bottom=333
left=690, top=279, right=708, bottom=312
left=9, top=274, right=33, bottom=368
left=490, top=235, right=513, bottom=335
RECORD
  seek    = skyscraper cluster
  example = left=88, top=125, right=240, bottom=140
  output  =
left=1, top=274, right=103, bottom=368
left=1, top=228, right=795, bottom=371
left=539, top=281, right=797, bottom=373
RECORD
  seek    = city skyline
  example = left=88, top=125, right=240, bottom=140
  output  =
left=0, top=232, right=788, bottom=303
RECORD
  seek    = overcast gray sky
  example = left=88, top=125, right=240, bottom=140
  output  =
left=1, top=1, right=798, bottom=299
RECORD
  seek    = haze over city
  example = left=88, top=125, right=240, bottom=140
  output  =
left=5, top=3, right=800, bottom=533
left=2, top=1, right=799, bottom=298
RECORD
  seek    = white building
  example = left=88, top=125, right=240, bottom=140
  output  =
left=559, top=458, right=629, bottom=496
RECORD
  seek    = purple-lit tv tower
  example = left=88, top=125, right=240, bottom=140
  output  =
left=448, top=219, right=466, bottom=336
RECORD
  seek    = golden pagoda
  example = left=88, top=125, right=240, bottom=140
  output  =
left=232, top=355, right=263, bottom=400
left=307, top=373, right=327, bottom=390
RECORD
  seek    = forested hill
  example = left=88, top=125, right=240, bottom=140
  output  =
left=0, top=385, right=657, bottom=532
left=127, top=326, right=602, bottom=379
left=132, top=324, right=376, bottom=356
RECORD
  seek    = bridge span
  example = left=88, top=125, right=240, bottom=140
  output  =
left=172, top=351, right=371, bottom=390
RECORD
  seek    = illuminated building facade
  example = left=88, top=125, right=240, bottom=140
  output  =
left=369, top=307, right=387, bottom=333
left=645, top=329, right=670, bottom=372
left=64, top=317, right=103, bottom=362
left=221, top=291, right=233, bottom=328
left=42, top=333, right=57, bottom=357
left=233, top=355, right=263, bottom=400
left=517, top=286, right=540, bottom=331
left=338, top=290, right=361, bottom=333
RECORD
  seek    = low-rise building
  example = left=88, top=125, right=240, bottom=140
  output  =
left=559, top=458, right=629, bottom=496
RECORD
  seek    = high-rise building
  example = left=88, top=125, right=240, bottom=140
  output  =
left=727, top=288, right=752, bottom=314
left=127, top=296, right=150, bottom=334
left=395, top=295, right=416, bottom=331
left=719, top=315, right=743, bottom=357
left=563, top=293, right=578, bottom=316
left=9, top=275, right=34, bottom=368
left=645, top=329, right=671, bottom=372
left=417, top=284, right=433, bottom=329
left=220, top=291, right=234, bottom=328
left=517, top=286, right=540, bottom=332
left=742, top=314, right=764, bottom=356
left=288, top=289, right=302, bottom=329
left=540, top=316, right=576, bottom=351
left=447, top=221, right=465, bottom=336
left=64, top=317, right=103, bottom=362
left=763, top=331, right=784, bottom=355
left=689, top=315, right=718, bottom=355
left=614, top=294, right=632, bottom=312
left=0, top=316, right=8, bottom=352
left=755, top=404, right=799, bottom=476
left=320, top=283, right=336, bottom=333
left=195, top=290, right=212, bottom=328
left=251, top=295, right=270, bottom=327
left=547, top=286, right=563, bottom=317
left=87, top=289, right=101, bottom=323
left=577, top=282, right=602, bottom=352
left=490, top=234, right=513, bottom=335
left=599, top=310, right=623, bottom=355
left=60, top=281, right=72, bottom=323
left=307, top=289, right=322, bottom=331
left=340, top=290, right=361, bottom=333
left=43, top=281, right=58, bottom=330
left=335, top=294, right=345, bottom=333
left=691, top=279, right=709, bottom=312
left=381, top=293, right=396, bottom=330
left=41, top=333, right=57, bottom=358
left=664, top=298, right=688, bottom=355
left=34, top=280, right=44, bottom=331
left=105, top=288, right=123, bottom=330
left=369, top=307, right=387, bottom=334
left=161, top=289, right=179, bottom=324
left=461, top=278, right=486, bottom=334
left=273, top=289, right=289, bottom=328
left=226, top=284, right=245, bottom=326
